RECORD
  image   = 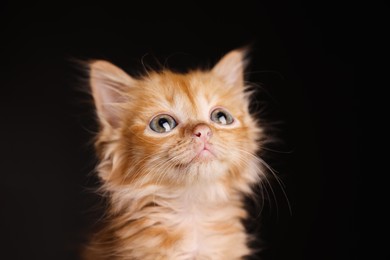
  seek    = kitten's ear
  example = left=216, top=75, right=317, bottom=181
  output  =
left=89, top=60, right=134, bottom=128
left=212, top=48, right=249, bottom=87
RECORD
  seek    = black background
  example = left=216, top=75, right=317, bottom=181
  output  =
left=1, top=1, right=359, bottom=259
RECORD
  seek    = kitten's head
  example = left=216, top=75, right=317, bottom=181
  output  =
left=89, top=49, right=262, bottom=192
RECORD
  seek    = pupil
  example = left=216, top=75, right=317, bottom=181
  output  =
left=217, top=112, right=225, bottom=119
left=158, top=118, right=168, bottom=127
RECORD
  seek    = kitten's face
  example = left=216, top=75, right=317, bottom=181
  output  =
left=90, top=50, right=261, bottom=186
left=122, top=71, right=258, bottom=184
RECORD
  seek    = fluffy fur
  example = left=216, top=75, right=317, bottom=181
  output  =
left=83, top=49, right=264, bottom=259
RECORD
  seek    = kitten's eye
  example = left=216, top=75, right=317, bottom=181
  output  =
left=149, top=114, right=177, bottom=133
left=210, top=108, right=234, bottom=125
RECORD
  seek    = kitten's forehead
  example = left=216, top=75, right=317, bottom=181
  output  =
left=140, top=71, right=227, bottom=122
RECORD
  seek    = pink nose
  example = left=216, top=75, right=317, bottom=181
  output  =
left=193, top=124, right=212, bottom=141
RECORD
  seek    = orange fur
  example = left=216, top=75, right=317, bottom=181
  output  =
left=83, top=49, right=264, bottom=259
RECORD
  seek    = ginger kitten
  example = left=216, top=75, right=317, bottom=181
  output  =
left=83, top=49, right=265, bottom=259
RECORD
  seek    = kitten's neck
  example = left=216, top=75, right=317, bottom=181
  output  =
left=107, top=179, right=243, bottom=215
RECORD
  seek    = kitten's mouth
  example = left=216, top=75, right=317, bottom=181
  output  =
left=190, top=143, right=216, bottom=163
left=173, top=143, right=217, bottom=169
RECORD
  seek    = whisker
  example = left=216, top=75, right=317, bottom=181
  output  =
left=261, top=146, right=294, bottom=154
left=234, top=152, right=274, bottom=217
left=216, top=142, right=291, bottom=217
left=237, top=148, right=292, bottom=216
